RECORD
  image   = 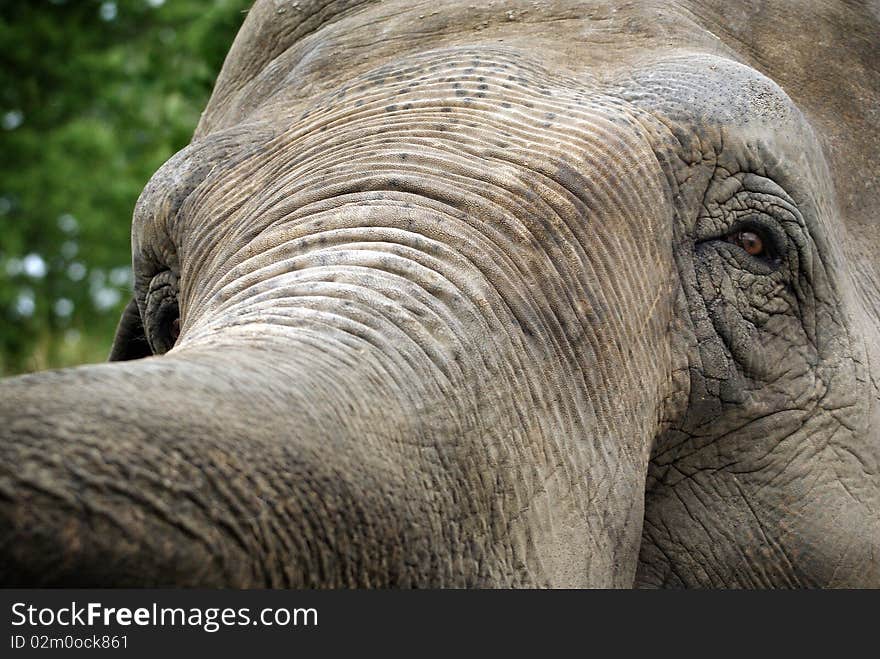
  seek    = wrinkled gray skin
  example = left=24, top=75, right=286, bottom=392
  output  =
left=1, top=0, right=878, bottom=588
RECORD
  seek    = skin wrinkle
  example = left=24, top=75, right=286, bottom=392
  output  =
left=216, top=113, right=608, bottom=258
left=201, top=180, right=620, bottom=436
left=233, top=265, right=470, bottom=368
left=203, top=186, right=546, bottom=315
left=211, top=240, right=536, bottom=410
left=0, top=0, right=878, bottom=587
left=236, top=300, right=456, bottom=387
left=216, top=204, right=548, bottom=324
left=248, top=275, right=469, bottom=374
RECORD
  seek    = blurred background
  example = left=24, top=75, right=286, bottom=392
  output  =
left=0, top=0, right=251, bottom=375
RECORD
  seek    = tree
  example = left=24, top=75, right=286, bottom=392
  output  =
left=0, top=0, right=251, bottom=374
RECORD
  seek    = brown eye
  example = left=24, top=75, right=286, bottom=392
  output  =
left=727, top=230, right=765, bottom=257
left=170, top=317, right=180, bottom=344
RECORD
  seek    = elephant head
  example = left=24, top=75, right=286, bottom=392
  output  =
left=1, top=0, right=878, bottom=587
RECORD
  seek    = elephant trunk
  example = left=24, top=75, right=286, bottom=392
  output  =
left=0, top=342, right=457, bottom=586
left=0, top=175, right=681, bottom=587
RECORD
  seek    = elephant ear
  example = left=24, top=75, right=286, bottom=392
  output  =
left=108, top=297, right=152, bottom=361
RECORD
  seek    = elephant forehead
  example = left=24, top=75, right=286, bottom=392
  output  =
left=171, top=50, right=673, bottom=252
left=135, top=44, right=813, bottom=278
left=196, top=0, right=722, bottom=137
left=128, top=55, right=651, bottom=282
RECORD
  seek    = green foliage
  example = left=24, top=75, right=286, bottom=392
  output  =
left=0, top=0, right=251, bottom=374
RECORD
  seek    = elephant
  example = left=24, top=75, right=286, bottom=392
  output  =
left=0, top=0, right=878, bottom=588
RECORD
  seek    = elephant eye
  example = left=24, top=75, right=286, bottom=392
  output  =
left=170, top=317, right=181, bottom=344
left=724, top=226, right=778, bottom=263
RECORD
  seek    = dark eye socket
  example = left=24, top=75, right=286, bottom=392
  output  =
left=144, top=270, right=180, bottom=354
left=162, top=305, right=181, bottom=348
left=149, top=298, right=179, bottom=354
